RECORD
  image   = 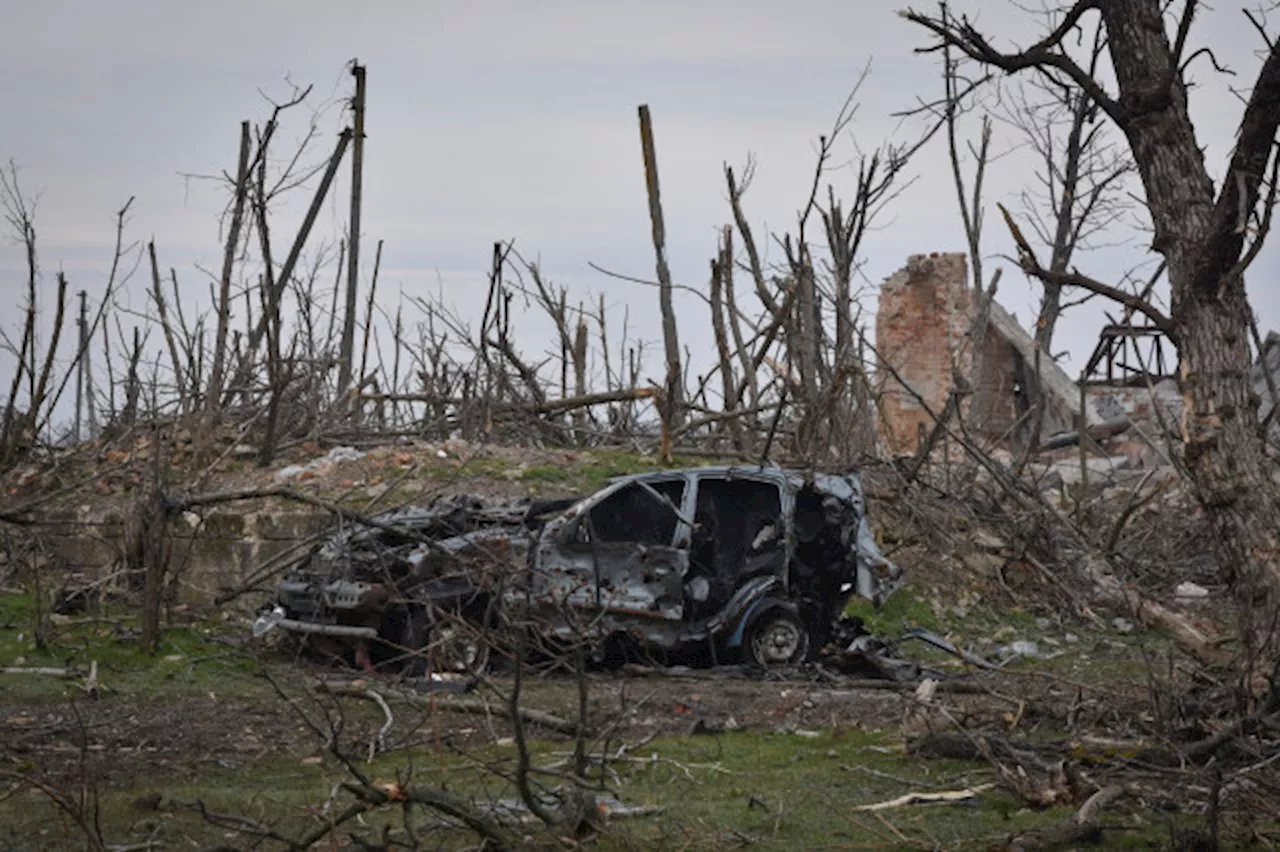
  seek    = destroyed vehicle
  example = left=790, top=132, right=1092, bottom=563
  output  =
left=255, top=467, right=902, bottom=671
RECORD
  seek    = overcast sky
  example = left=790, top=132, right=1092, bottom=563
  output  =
left=3, top=0, right=1277, bottom=412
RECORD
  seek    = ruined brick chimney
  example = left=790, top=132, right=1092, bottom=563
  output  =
left=875, top=253, right=974, bottom=455
left=876, top=252, right=1084, bottom=457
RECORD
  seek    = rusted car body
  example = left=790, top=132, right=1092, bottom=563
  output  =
left=256, top=466, right=901, bottom=670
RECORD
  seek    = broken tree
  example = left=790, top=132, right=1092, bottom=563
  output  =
left=905, top=0, right=1280, bottom=694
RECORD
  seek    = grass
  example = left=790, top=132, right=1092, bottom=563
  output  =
left=0, top=593, right=261, bottom=702
left=0, top=718, right=1186, bottom=850
left=845, top=586, right=943, bottom=636
left=0, top=582, right=1214, bottom=849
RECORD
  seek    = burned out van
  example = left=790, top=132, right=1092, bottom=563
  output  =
left=256, top=466, right=901, bottom=671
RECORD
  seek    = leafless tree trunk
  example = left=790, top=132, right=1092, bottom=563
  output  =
left=138, top=421, right=170, bottom=656
left=637, top=105, right=685, bottom=452
left=148, top=241, right=187, bottom=412
left=1003, top=20, right=1133, bottom=355
left=337, top=62, right=367, bottom=398
left=709, top=233, right=745, bottom=452
left=205, top=121, right=252, bottom=413
left=357, top=237, right=384, bottom=398
left=228, top=128, right=352, bottom=407
left=907, top=0, right=1280, bottom=693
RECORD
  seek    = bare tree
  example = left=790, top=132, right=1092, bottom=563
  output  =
left=904, top=0, right=1280, bottom=692
left=1002, top=17, right=1135, bottom=355
left=336, top=61, right=367, bottom=398
left=204, top=122, right=252, bottom=415
left=637, top=105, right=685, bottom=454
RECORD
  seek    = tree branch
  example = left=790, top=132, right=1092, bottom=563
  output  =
left=901, top=2, right=1126, bottom=126
left=998, top=202, right=1175, bottom=337
left=1201, top=40, right=1280, bottom=293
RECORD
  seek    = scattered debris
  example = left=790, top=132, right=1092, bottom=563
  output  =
left=273, top=445, right=367, bottom=483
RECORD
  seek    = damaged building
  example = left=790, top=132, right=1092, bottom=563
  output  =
left=875, top=252, right=1196, bottom=469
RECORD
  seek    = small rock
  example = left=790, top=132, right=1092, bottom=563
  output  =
left=1112, top=617, right=1135, bottom=635
left=273, top=464, right=307, bottom=482
left=996, top=640, right=1042, bottom=660
left=231, top=444, right=256, bottom=457
left=827, top=749, right=839, bottom=759
left=1035, top=617, right=1052, bottom=630
left=971, top=530, right=1007, bottom=552
left=1064, top=633, right=1079, bottom=644
left=1175, top=581, right=1210, bottom=599
left=442, top=438, right=471, bottom=459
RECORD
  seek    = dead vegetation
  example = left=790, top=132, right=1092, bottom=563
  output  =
left=4, top=2, right=1280, bottom=846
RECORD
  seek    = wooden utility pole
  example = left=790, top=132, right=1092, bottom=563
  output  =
left=337, top=61, right=366, bottom=397
left=637, top=104, right=684, bottom=445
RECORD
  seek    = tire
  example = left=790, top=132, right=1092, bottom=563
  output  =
left=746, top=608, right=811, bottom=668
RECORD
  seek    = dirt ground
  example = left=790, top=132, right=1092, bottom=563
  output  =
left=1, top=657, right=958, bottom=789
left=1, top=443, right=1272, bottom=849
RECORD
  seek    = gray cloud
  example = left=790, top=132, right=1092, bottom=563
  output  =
left=2, top=0, right=1277, bottom=407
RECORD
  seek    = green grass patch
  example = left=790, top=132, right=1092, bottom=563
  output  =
left=845, top=585, right=941, bottom=636
left=0, top=593, right=261, bottom=701
left=0, top=722, right=1186, bottom=850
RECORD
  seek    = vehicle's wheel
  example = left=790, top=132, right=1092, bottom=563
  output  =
left=746, top=609, right=810, bottom=667
left=430, top=619, right=491, bottom=674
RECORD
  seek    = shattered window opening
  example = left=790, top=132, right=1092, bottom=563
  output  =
left=792, top=485, right=857, bottom=607
left=689, top=477, right=784, bottom=614
left=585, top=479, right=686, bottom=546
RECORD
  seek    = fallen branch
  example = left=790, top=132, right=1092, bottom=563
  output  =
left=314, top=680, right=579, bottom=736
left=1007, top=784, right=1131, bottom=850
left=1078, top=554, right=1227, bottom=665
left=851, top=783, right=994, bottom=811
left=366, top=688, right=392, bottom=761
left=359, top=387, right=658, bottom=416
left=1, top=666, right=77, bottom=677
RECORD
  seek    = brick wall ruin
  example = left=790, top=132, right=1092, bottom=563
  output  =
left=876, top=252, right=1120, bottom=457
left=875, top=253, right=975, bottom=454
